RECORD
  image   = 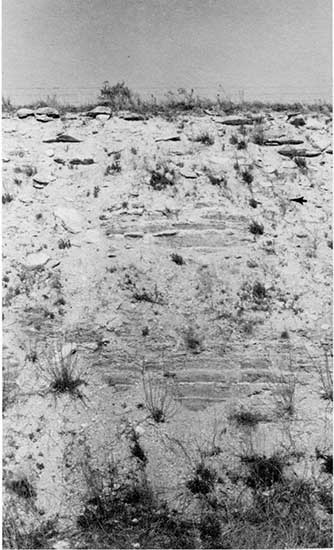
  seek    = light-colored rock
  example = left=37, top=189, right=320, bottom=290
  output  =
left=306, top=119, right=324, bottom=131
left=54, top=207, right=84, bottom=233
left=33, top=172, right=55, bottom=186
left=46, top=149, right=55, bottom=157
left=35, top=114, right=54, bottom=123
left=24, top=252, right=50, bottom=269
left=17, top=108, right=34, bottom=119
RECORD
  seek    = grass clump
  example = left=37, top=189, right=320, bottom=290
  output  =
left=242, top=168, right=254, bottom=186
left=37, top=340, right=87, bottom=400
left=229, top=408, right=267, bottom=427
left=241, top=452, right=286, bottom=489
left=142, top=367, right=178, bottom=423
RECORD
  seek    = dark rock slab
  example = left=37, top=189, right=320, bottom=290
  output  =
left=43, top=134, right=82, bottom=143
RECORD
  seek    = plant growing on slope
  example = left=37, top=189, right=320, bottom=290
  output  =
left=142, top=366, right=178, bottom=423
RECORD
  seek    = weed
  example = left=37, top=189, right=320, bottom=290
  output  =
left=13, top=177, right=22, bottom=186
left=142, top=366, right=178, bottom=423
left=142, top=326, right=149, bottom=336
left=205, top=170, right=227, bottom=187
left=315, top=449, right=333, bottom=475
left=3, top=504, right=57, bottom=550
left=249, top=197, right=259, bottom=208
left=242, top=169, right=254, bottom=186
left=93, top=186, right=100, bottom=198
left=105, top=159, right=121, bottom=175
left=133, top=286, right=164, bottom=305
left=252, top=124, right=265, bottom=145
left=37, top=340, right=87, bottom=400
left=252, top=281, right=266, bottom=301
left=272, top=371, right=296, bottom=416
left=184, top=328, right=202, bottom=352
left=131, top=146, right=138, bottom=155
left=229, top=408, right=267, bottom=427
left=281, top=329, right=290, bottom=339
left=2, top=193, right=14, bottom=204
left=171, top=253, right=185, bottom=265
left=58, top=238, right=71, bottom=249
left=128, top=427, right=148, bottom=466
left=249, top=220, right=264, bottom=235
left=241, top=452, right=285, bottom=489
left=186, top=462, right=216, bottom=495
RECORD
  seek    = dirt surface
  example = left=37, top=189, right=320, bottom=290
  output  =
left=2, top=109, right=333, bottom=541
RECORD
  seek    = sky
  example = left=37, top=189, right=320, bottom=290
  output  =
left=2, top=0, right=332, bottom=104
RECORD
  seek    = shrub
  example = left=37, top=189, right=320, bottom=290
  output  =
left=242, top=169, right=254, bottom=186
left=199, top=512, right=222, bottom=547
left=241, top=452, right=285, bottom=489
left=194, top=132, right=215, bottom=145
left=249, top=220, right=264, bottom=235
left=98, top=81, right=137, bottom=110
left=2, top=193, right=14, bottom=204
left=149, top=163, right=176, bottom=191
left=171, top=253, right=185, bottom=265
left=229, top=408, right=267, bottom=427
left=252, top=125, right=265, bottom=145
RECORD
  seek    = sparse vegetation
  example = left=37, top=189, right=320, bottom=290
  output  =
left=142, top=367, right=178, bottom=423
left=2, top=193, right=14, bottom=204
left=149, top=162, right=177, bottom=191
left=171, top=252, right=185, bottom=265
left=193, top=132, right=215, bottom=145
left=249, top=220, right=264, bottom=235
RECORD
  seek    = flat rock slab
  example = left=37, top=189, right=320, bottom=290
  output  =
left=69, top=158, right=95, bottom=166
left=215, top=116, right=255, bottom=126
left=180, top=168, right=198, bottom=179
left=54, top=207, right=84, bottom=233
left=119, top=112, right=146, bottom=121
left=24, top=252, right=50, bottom=269
left=263, top=138, right=304, bottom=146
left=43, top=134, right=82, bottom=143
left=155, top=136, right=181, bottom=142
left=33, top=172, right=56, bottom=186
left=17, top=108, right=34, bottom=119
left=278, top=147, right=324, bottom=158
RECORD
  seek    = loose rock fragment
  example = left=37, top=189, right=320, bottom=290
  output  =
left=54, top=207, right=84, bottom=233
left=17, top=108, right=34, bottom=119
left=24, top=252, right=50, bottom=269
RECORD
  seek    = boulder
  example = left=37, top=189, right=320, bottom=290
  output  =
left=54, top=207, right=84, bottom=233
left=17, top=108, right=34, bottom=119
left=215, top=116, right=254, bottom=126
left=119, top=112, right=145, bottom=121
left=35, top=114, right=54, bottom=123
left=35, top=107, right=59, bottom=118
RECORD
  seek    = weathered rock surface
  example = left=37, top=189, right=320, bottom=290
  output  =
left=17, top=108, right=34, bottom=119
left=54, top=207, right=84, bottom=233
left=35, top=107, right=60, bottom=118
left=24, top=251, right=50, bottom=269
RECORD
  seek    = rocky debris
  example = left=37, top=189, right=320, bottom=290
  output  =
left=86, top=105, right=112, bottom=118
left=32, top=172, right=56, bottom=188
left=155, top=136, right=181, bottom=142
left=16, top=108, right=34, bottom=119
left=24, top=251, right=50, bottom=269
left=278, top=147, right=324, bottom=158
left=69, top=157, right=95, bottom=166
left=43, top=134, right=82, bottom=143
left=53, top=157, right=66, bottom=165
left=54, top=207, right=84, bottom=233
left=287, top=114, right=306, bottom=127
left=35, top=107, right=60, bottom=118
